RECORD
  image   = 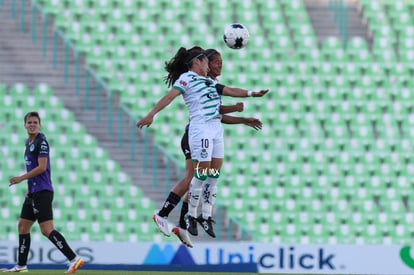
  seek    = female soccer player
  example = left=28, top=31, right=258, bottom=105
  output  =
left=136, top=46, right=268, bottom=241
left=3, top=112, right=84, bottom=273
left=151, top=49, right=263, bottom=247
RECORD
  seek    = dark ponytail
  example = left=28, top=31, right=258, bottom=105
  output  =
left=164, top=46, right=206, bottom=87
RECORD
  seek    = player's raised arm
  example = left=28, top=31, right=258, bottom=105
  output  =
left=221, top=115, right=263, bottom=130
left=221, top=86, right=269, bottom=97
left=136, top=88, right=181, bottom=128
left=219, top=102, right=244, bottom=114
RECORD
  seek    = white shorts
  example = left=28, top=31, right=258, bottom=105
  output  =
left=189, top=119, right=224, bottom=162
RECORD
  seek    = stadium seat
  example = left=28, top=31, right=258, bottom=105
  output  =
left=0, top=83, right=158, bottom=242
left=17, top=0, right=412, bottom=245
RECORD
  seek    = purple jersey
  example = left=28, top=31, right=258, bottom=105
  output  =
left=24, top=133, right=53, bottom=194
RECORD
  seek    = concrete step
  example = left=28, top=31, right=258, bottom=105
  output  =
left=304, top=0, right=371, bottom=47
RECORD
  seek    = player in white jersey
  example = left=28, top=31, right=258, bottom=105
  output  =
left=136, top=46, right=269, bottom=238
left=150, top=49, right=263, bottom=246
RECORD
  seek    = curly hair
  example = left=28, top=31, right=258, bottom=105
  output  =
left=205, top=48, right=221, bottom=61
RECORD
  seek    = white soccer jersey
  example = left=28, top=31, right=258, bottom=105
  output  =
left=173, top=71, right=222, bottom=123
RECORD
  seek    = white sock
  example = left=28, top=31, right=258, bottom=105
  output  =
left=202, top=176, right=218, bottom=219
left=188, top=177, right=204, bottom=217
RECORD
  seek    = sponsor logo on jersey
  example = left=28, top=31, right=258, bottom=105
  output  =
left=206, top=92, right=220, bottom=99
left=40, top=141, right=48, bottom=154
left=24, top=156, right=32, bottom=166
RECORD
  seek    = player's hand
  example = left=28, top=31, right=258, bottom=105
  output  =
left=136, top=114, right=154, bottom=128
left=244, top=118, right=262, bottom=130
left=9, top=176, right=23, bottom=186
left=252, top=89, right=269, bottom=97
left=235, top=102, right=244, bottom=112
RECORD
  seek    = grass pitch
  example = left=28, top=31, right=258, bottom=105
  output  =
left=15, top=271, right=312, bottom=275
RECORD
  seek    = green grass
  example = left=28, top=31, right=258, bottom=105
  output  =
left=15, top=271, right=312, bottom=275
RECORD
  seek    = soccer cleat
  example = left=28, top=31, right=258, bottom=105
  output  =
left=153, top=214, right=171, bottom=237
left=172, top=227, right=193, bottom=248
left=197, top=215, right=216, bottom=238
left=184, top=213, right=198, bottom=236
left=66, top=257, right=84, bottom=274
left=1, top=265, right=28, bottom=272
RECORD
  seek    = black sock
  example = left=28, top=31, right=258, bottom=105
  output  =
left=179, top=201, right=189, bottom=229
left=48, top=230, right=76, bottom=261
left=158, top=192, right=181, bottom=217
left=18, top=234, right=31, bottom=266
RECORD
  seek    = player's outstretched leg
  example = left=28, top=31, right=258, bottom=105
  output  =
left=153, top=213, right=171, bottom=237
left=66, top=257, right=84, bottom=274
left=196, top=215, right=216, bottom=238
left=172, top=227, right=193, bottom=248
left=184, top=213, right=198, bottom=236
left=1, top=265, right=28, bottom=272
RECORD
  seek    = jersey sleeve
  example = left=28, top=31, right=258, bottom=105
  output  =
left=37, top=138, right=50, bottom=157
left=172, top=75, right=189, bottom=94
left=215, top=83, right=226, bottom=95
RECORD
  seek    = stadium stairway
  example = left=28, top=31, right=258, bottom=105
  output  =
left=0, top=0, right=238, bottom=242
left=304, top=0, right=371, bottom=47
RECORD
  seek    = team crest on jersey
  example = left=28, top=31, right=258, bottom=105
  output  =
left=29, top=144, right=35, bottom=152
left=200, top=149, right=208, bottom=158
left=180, top=80, right=187, bottom=86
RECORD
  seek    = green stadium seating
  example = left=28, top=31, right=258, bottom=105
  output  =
left=0, top=82, right=161, bottom=242
left=13, top=0, right=412, bottom=244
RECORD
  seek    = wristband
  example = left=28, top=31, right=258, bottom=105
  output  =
left=247, top=90, right=253, bottom=97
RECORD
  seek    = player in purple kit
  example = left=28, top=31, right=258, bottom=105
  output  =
left=2, top=112, right=84, bottom=273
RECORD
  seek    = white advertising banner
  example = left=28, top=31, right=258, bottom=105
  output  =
left=0, top=241, right=413, bottom=274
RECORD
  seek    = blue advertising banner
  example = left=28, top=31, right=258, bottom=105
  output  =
left=0, top=241, right=413, bottom=274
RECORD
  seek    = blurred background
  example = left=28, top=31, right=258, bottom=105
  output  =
left=0, top=0, right=413, bottom=249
